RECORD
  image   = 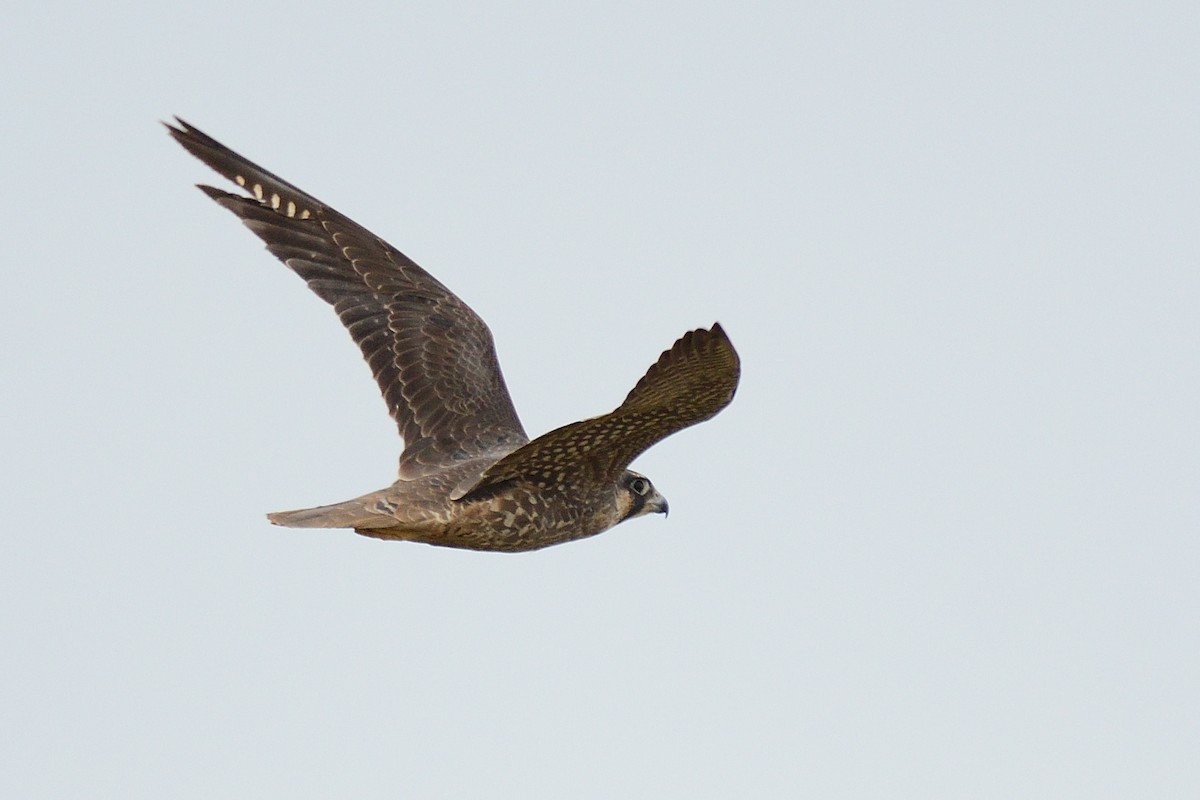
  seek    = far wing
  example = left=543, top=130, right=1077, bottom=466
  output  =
left=167, top=119, right=528, bottom=476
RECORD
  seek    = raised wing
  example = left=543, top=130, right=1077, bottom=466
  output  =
left=454, top=324, right=739, bottom=499
left=167, top=119, right=528, bottom=476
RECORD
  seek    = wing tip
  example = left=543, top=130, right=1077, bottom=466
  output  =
left=167, top=116, right=326, bottom=221
left=162, top=115, right=206, bottom=149
left=691, top=321, right=740, bottom=381
left=678, top=321, right=734, bottom=359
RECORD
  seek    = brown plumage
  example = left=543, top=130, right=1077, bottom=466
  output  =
left=167, top=118, right=740, bottom=552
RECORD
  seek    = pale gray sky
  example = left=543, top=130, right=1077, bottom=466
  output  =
left=2, top=1, right=1197, bottom=797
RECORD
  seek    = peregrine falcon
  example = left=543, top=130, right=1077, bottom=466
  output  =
left=167, top=119, right=740, bottom=552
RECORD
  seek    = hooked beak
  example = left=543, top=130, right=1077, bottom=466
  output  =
left=647, top=490, right=669, bottom=518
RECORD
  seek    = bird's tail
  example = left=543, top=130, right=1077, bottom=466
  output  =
left=267, top=493, right=395, bottom=530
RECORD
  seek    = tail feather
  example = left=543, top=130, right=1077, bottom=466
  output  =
left=268, top=497, right=393, bottom=530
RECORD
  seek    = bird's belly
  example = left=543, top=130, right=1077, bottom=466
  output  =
left=439, top=493, right=616, bottom=552
left=354, top=484, right=622, bottom=553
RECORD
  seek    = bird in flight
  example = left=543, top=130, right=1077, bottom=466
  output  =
left=167, top=119, right=739, bottom=552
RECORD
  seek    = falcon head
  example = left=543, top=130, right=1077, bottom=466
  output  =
left=618, top=470, right=668, bottom=521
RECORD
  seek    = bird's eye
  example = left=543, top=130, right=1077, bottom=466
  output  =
left=630, top=478, right=649, bottom=496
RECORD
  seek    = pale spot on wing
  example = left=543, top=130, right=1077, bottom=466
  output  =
left=286, top=200, right=297, bottom=217
left=270, top=193, right=281, bottom=209
left=235, top=175, right=246, bottom=187
left=252, top=183, right=264, bottom=201
left=299, top=209, right=311, bottom=219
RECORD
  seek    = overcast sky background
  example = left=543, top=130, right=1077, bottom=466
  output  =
left=2, top=1, right=1197, bottom=797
